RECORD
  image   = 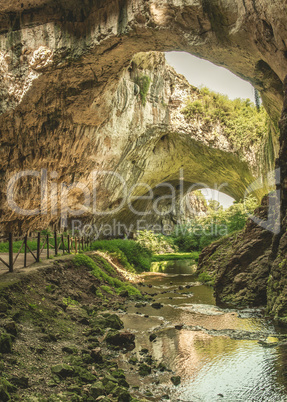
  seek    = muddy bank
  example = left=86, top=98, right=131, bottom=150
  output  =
left=0, top=253, right=160, bottom=401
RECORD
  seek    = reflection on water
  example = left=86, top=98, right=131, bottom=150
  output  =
left=119, top=260, right=287, bottom=401
left=151, top=259, right=197, bottom=275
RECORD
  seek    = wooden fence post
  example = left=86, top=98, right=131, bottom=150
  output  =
left=24, top=234, right=27, bottom=268
left=67, top=235, right=70, bottom=253
left=47, top=234, right=49, bottom=259
left=54, top=231, right=58, bottom=256
left=9, top=233, right=13, bottom=272
left=36, top=232, right=41, bottom=262
left=61, top=234, right=64, bottom=254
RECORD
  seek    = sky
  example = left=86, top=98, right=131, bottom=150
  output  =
left=165, top=51, right=256, bottom=208
left=165, top=51, right=255, bottom=102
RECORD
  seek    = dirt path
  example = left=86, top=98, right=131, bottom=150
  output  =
left=0, top=252, right=75, bottom=287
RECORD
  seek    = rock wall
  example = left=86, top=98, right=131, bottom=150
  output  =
left=0, top=51, right=265, bottom=234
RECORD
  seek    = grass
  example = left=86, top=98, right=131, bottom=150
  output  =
left=151, top=252, right=199, bottom=262
left=0, top=239, right=72, bottom=254
left=90, top=239, right=152, bottom=272
left=73, top=254, right=141, bottom=297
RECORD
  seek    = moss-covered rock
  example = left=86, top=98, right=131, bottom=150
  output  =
left=89, top=381, right=106, bottom=398
left=138, top=363, right=151, bottom=376
left=105, top=331, right=135, bottom=350
left=51, top=364, right=74, bottom=379
left=171, top=376, right=181, bottom=386
left=0, top=333, right=12, bottom=354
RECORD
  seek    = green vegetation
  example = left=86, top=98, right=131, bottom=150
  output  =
left=73, top=254, right=141, bottom=297
left=171, top=195, right=258, bottom=252
left=198, top=272, right=215, bottom=286
left=135, top=75, right=151, bottom=106
left=90, top=239, right=152, bottom=273
left=181, top=87, right=269, bottom=151
left=135, top=230, right=176, bottom=254
left=152, top=252, right=199, bottom=262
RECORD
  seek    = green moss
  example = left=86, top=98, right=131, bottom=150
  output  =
left=198, top=272, right=215, bottom=286
left=73, top=254, right=141, bottom=297
left=90, top=239, right=152, bottom=272
left=62, top=297, right=79, bottom=307
left=134, top=75, right=151, bottom=106
left=101, top=285, right=114, bottom=295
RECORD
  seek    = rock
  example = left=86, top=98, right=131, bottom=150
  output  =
left=51, top=364, right=74, bottom=378
left=171, top=376, right=181, bottom=386
left=149, top=333, right=157, bottom=342
left=104, top=380, right=117, bottom=393
left=79, top=317, right=90, bottom=325
left=93, top=314, right=124, bottom=330
left=218, top=394, right=224, bottom=397
left=119, top=290, right=129, bottom=297
left=9, top=376, right=29, bottom=389
left=175, top=324, right=184, bottom=330
left=62, top=346, right=78, bottom=354
left=0, top=387, right=10, bottom=402
left=0, top=302, right=8, bottom=313
left=0, top=333, right=12, bottom=353
left=128, top=356, right=138, bottom=365
left=90, top=347, right=103, bottom=363
left=157, top=362, right=167, bottom=372
left=138, top=363, right=151, bottom=376
left=135, top=302, right=146, bottom=308
left=89, top=382, right=106, bottom=399
left=3, top=322, right=17, bottom=336
left=151, top=303, right=163, bottom=309
left=74, top=366, right=97, bottom=382
left=0, top=378, right=16, bottom=401
left=105, top=331, right=135, bottom=350
left=113, top=386, right=132, bottom=402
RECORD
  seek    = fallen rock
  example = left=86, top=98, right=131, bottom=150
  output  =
left=138, top=363, right=151, bottom=376
left=105, top=331, right=135, bottom=350
left=91, top=347, right=103, bottom=363
left=89, top=381, right=106, bottom=399
left=151, top=303, right=163, bottom=309
left=51, top=364, right=74, bottom=379
left=0, top=333, right=12, bottom=353
left=9, top=376, right=29, bottom=389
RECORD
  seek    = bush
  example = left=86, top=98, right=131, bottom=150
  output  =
left=181, top=87, right=270, bottom=152
left=171, top=195, right=258, bottom=252
left=135, top=230, right=177, bottom=254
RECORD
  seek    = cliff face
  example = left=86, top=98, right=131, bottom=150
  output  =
left=0, top=51, right=265, bottom=234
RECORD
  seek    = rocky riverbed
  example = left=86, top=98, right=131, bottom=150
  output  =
left=1, top=255, right=287, bottom=401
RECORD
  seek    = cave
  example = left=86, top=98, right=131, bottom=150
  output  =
left=1, top=0, right=287, bottom=400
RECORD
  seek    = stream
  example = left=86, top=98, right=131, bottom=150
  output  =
left=116, top=260, right=287, bottom=401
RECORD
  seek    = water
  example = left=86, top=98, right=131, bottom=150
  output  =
left=117, top=260, right=287, bottom=401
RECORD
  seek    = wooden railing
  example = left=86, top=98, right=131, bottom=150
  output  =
left=0, top=232, right=92, bottom=273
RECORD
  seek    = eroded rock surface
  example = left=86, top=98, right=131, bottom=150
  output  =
left=1, top=0, right=287, bottom=233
